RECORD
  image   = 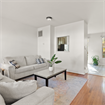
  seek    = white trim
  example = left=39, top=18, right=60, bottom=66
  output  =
left=67, top=69, right=85, bottom=75
left=88, top=63, right=105, bottom=66
left=98, top=64, right=105, bottom=66
left=84, top=68, right=88, bottom=73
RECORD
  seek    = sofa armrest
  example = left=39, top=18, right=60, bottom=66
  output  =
left=12, top=86, right=54, bottom=105
left=1, top=63, right=15, bottom=79
left=44, top=58, right=49, bottom=67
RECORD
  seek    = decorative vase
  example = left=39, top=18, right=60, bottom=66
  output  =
left=49, top=67, right=53, bottom=71
left=93, top=63, right=98, bottom=66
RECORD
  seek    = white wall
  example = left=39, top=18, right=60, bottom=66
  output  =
left=37, top=26, right=50, bottom=59
left=0, top=17, right=2, bottom=63
left=88, top=22, right=104, bottom=34
left=50, top=26, right=54, bottom=58
left=84, top=22, right=88, bottom=72
left=88, top=33, right=105, bottom=65
left=54, top=21, right=85, bottom=74
left=0, top=18, right=37, bottom=63
left=37, top=25, right=54, bottom=59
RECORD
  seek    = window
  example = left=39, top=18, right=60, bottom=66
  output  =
left=102, top=37, right=105, bottom=58
left=57, top=36, right=69, bottom=52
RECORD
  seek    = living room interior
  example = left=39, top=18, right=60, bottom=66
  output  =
left=0, top=0, right=105, bottom=105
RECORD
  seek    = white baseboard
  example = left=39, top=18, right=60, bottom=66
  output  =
left=67, top=69, right=85, bottom=75
left=88, top=63, right=105, bottom=66
left=99, top=64, right=105, bottom=66
left=85, top=69, right=88, bottom=73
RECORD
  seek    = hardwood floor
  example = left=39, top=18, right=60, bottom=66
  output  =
left=21, top=72, right=105, bottom=105
left=68, top=72, right=105, bottom=105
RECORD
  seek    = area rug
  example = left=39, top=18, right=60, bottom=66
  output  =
left=33, top=73, right=87, bottom=105
left=22, top=73, right=87, bottom=105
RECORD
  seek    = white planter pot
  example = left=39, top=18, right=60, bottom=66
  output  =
left=49, top=67, right=53, bottom=71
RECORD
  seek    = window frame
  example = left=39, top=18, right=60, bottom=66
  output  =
left=102, top=37, right=105, bottom=58
left=56, top=36, right=69, bottom=52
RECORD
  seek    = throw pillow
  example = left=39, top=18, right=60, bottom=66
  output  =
left=39, top=58, right=45, bottom=63
left=36, top=58, right=41, bottom=64
left=0, top=80, right=37, bottom=104
left=0, top=94, right=6, bottom=105
left=9, top=60, right=20, bottom=69
left=0, top=73, right=3, bottom=80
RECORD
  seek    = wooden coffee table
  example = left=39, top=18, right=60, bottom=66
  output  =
left=34, top=67, right=67, bottom=87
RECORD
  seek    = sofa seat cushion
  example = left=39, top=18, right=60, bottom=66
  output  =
left=0, top=80, right=37, bottom=104
left=4, top=56, right=26, bottom=66
left=16, top=65, right=34, bottom=74
left=25, top=55, right=36, bottom=65
left=33, top=63, right=47, bottom=69
left=0, top=94, right=6, bottom=105
left=11, top=86, right=54, bottom=105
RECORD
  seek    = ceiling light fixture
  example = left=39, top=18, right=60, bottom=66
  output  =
left=46, top=16, right=52, bottom=21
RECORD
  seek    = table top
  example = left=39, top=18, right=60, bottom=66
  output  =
left=34, top=67, right=66, bottom=78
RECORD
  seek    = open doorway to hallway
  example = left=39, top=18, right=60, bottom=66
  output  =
left=88, top=64, right=105, bottom=76
left=87, top=33, right=105, bottom=76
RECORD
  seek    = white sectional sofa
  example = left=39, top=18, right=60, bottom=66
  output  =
left=1, top=55, right=49, bottom=80
left=0, top=75, right=54, bottom=105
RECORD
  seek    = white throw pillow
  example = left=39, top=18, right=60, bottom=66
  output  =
left=0, top=94, right=6, bottom=105
left=0, top=80, right=37, bottom=104
left=0, top=73, right=3, bottom=80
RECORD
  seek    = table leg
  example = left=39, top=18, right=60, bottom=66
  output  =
left=2, top=70, right=4, bottom=75
left=64, top=70, right=66, bottom=80
left=46, top=79, right=48, bottom=87
left=34, top=75, right=37, bottom=80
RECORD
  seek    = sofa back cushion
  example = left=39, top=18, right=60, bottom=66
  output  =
left=0, top=80, right=37, bottom=104
left=4, top=56, right=26, bottom=66
left=25, top=55, right=41, bottom=65
left=25, top=55, right=36, bottom=65
left=0, top=94, right=6, bottom=105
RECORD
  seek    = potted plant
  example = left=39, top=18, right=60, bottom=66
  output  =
left=91, top=55, right=99, bottom=66
left=48, top=54, right=62, bottom=71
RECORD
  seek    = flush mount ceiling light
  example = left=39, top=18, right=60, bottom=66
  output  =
left=46, top=16, right=52, bottom=21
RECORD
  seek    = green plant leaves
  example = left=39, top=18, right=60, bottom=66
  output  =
left=51, top=54, right=56, bottom=61
left=54, top=57, right=58, bottom=61
left=91, top=55, right=99, bottom=65
left=48, top=54, right=62, bottom=66
left=55, top=60, right=62, bottom=64
left=47, top=60, right=52, bottom=64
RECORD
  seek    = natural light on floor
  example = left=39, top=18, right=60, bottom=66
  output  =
left=88, top=64, right=99, bottom=73
left=88, top=64, right=105, bottom=77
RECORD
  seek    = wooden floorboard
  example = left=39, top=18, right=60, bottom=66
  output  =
left=21, top=72, right=105, bottom=105
left=68, top=72, right=105, bottom=105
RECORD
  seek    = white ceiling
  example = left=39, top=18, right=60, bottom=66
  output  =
left=0, top=0, right=105, bottom=33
